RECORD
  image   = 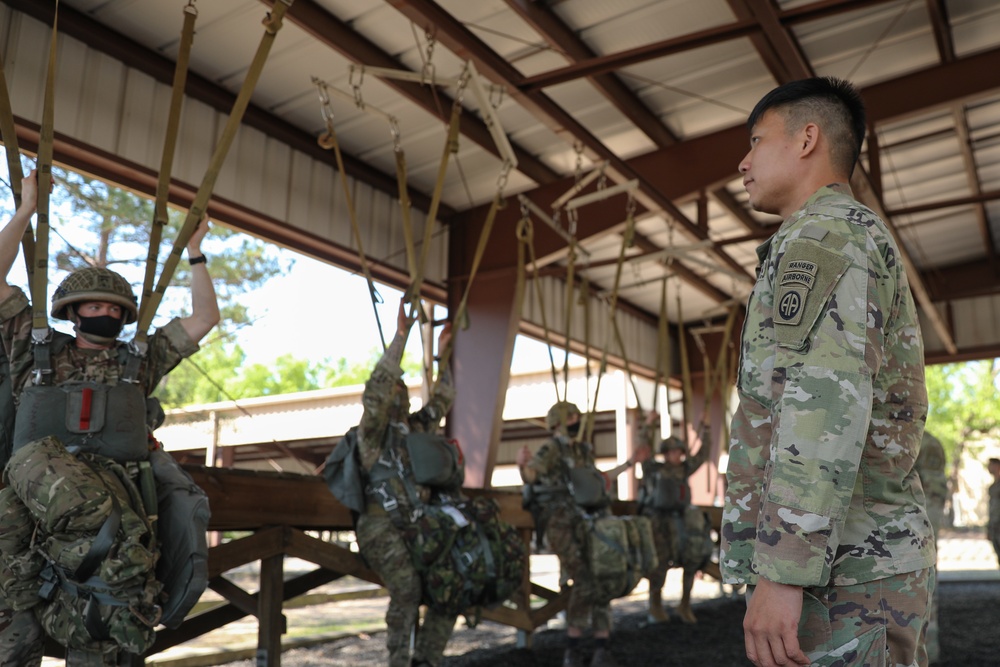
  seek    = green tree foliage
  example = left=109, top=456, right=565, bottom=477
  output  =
left=925, top=360, right=1000, bottom=472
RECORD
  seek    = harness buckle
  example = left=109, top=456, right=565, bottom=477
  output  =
left=31, top=368, right=52, bottom=385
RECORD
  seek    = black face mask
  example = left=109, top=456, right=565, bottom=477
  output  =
left=77, top=314, right=123, bottom=339
left=567, top=422, right=581, bottom=437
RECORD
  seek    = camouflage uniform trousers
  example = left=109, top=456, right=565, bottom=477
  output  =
left=356, top=513, right=456, bottom=667
left=545, top=503, right=611, bottom=633
left=748, top=567, right=935, bottom=667
left=988, top=520, right=1000, bottom=568
left=0, top=598, right=42, bottom=667
left=642, top=507, right=712, bottom=591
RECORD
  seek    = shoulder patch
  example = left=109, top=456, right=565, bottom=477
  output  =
left=773, top=240, right=852, bottom=349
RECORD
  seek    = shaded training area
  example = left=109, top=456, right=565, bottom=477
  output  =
left=208, top=579, right=1000, bottom=667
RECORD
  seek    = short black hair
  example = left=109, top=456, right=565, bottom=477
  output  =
left=747, top=77, right=866, bottom=176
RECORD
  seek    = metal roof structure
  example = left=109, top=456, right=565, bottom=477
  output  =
left=2, top=0, right=1000, bottom=365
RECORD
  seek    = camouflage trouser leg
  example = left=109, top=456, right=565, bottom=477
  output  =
left=413, top=608, right=457, bottom=667
left=546, top=506, right=611, bottom=634
left=796, top=567, right=935, bottom=667
left=356, top=513, right=424, bottom=667
left=0, top=600, right=43, bottom=667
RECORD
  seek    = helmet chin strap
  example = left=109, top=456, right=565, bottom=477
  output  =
left=74, top=327, right=119, bottom=346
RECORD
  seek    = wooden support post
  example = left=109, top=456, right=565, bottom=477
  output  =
left=256, top=551, right=286, bottom=667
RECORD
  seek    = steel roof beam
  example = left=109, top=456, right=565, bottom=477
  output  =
left=261, top=0, right=558, bottom=187
left=389, top=0, right=752, bottom=283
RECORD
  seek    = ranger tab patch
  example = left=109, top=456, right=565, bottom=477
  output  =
left=776, top=259, right=817, bottom=326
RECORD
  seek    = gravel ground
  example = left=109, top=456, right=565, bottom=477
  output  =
left=212, top=579, right=1000, bottom=667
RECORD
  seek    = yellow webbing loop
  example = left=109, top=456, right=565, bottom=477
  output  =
left=583, top=206, right=636, bottom=444
left=515, top=210, right=561, bottom=404
left=31, top=3, right=59, bottom=335
left=440, top=187, right=505, bottom=369
left=560, top=244, right=577, bottom=401
left=319, top=118, right=387, bottom=350
left=650, top=274, right=669, bottom=413
left=676, top=281, right=693, bottom=446
left=408, top=69, right=468, bottom=307
left=138, top=1, right=198, bottom=325
left=394, top=143, right=417, bottom=281
left=134, top=0, right=294, bottom=345
left=0, top=53, right=33, bottom=280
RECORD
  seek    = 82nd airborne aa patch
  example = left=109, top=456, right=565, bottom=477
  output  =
left=775, top=259, right=817, bottom=326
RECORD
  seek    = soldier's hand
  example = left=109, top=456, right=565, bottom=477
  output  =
left=19, top=169, right=39, bottom=215
left=743, top=578, right=809, bottom=667
left=516, top=445, right=533, bottom=468
left=438, top=322, right=453, bottom=353
left=632, top=444, right=651, bottom=465
left=644, top=410, right=660, bottom=426
left=397, top=298, right=417, bottom=335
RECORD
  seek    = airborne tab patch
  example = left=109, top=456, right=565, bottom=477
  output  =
left=776, top=258, right=817, bottom=325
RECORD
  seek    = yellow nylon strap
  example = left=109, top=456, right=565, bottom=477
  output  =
left=394, top=147, right=417, bottom=281
left=31, top=3, right=59, bottom=334
left=439, top=190, right=503, bottom=369
left=0, top=52, right=33, bottom=280
left=651, top=274, right=669, bottom=412
left=560, top=245, right=576, bottom=400
left=321, top=120, right=387, bottom=350
left=138, top=2, right=198, bottom=324
left=409, top=86, right=464, bottom=304
left=515, top=212, right=561, bottom=405
left=135, top=0, right=294, bottom=344
left=581, top=276, right=593, bottom=414
left=676, top=281, right=693, bottom=446
left=583, top=210, right=636, bottom=444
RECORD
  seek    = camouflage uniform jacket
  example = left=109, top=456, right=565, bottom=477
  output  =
left=0, top=287, right=198, bottom=401
left=721, top=184, right=934, bottom=588
left=525, top=435, right=601, bottom=521
left=640, top=443, right=710, bottom=511
left=357, top=330, right=455, bottom=517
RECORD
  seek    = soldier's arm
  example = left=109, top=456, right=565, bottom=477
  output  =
left=358, top=300, right=415, bottom=455
left=685, top=422, right=712, bottom=476
left=178, top=217, right=220, bottom=344
left=411, top=323, right=455, bottom=429
left=0, top=170, right=37, bottom=302
left=753, top=221, right=875, bottom=587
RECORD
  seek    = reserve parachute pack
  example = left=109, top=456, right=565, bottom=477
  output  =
left=586, top=514, right=658, bottom=604
left=149, top=447, right=210, bottom=629
left=325, top=424, right=525, bottom=618
left=0, top=435, right=161, bottom=654
left=416, top=496, right=526, bottom=619
left=645, top=472, right=688, bottom=512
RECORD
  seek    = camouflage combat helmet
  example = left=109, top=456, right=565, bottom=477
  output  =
left=546, top=401, right=581, bottom=430
left=659, top=435, right=686, bottom=454
left=51, top=267, right=138, bottom=324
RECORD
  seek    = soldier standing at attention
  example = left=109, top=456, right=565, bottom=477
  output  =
left=720, top=77, right=935, bottom=667
left=354, top=299, right=455, bottom=667
left=0, top=170, right=220, bottom=666
left=987, top=458, right=1000, bottom=566
left=516, top=401, right=647, bottom=667
left=636, top=412, right=712, bottom=624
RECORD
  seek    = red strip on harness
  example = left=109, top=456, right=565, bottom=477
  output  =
left=79, top=387, right=93, bottom=430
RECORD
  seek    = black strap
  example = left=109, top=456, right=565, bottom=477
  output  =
left=74, top=493, right=122, bottom=583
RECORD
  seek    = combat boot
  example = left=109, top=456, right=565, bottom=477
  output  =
left=590, top=647, right=620, bottom=667
left=562, top=647, right=587, bottom=667
left=647, top=587, right=668, bottom=624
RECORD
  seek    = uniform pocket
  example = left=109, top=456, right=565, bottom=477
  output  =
left=805, top=620, right=887, bottom=667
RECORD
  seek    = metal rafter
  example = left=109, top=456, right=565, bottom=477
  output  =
left=260, top=0, right=559, bottom=187
left=388, top=0, right=752, bottom=284
left=950, top=106, right=996, bottom=268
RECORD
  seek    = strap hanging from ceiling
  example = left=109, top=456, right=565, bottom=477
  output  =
left=133, top=0, right=295, bottom=351
left=0, top=50, right=33, bottom=281
left=137, top=0, right=198, bottom=328
left=314, top=76, right=388, bottom=350
left=407, top=64, right=470, bottom=309
left=582, top=191, right=638, bottom=444
left=29, top=1, right=60, bottom=342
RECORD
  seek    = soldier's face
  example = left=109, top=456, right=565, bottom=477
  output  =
left=739, top=110, right=800, bottom=218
